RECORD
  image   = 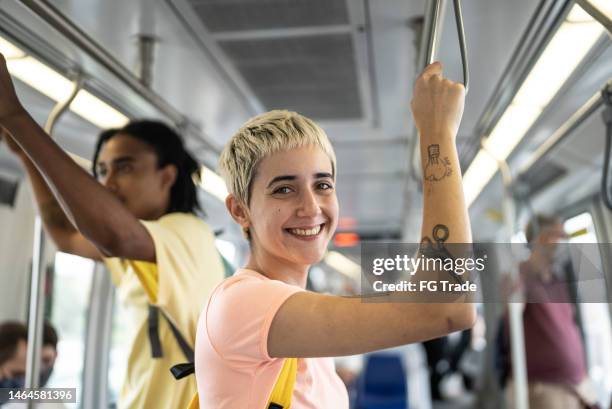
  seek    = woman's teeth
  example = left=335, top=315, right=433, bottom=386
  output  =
left=289, top=224, right=322, bottom=237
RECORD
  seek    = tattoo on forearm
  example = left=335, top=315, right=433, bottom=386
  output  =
left=420, top=224, right=464, bottom=284
left=419, top=224, right=450, bottom=252
left=40, top=201, right=75, bottom=232
left=424, top=144, right=452, bottom=183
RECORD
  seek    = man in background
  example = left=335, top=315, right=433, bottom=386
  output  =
left=0, top=321, right=58, bottom=407
left=503, top=215, right=599, bottom=409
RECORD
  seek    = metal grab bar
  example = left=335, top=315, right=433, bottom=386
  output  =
left=422, top=0, right=444, bottom=69
left=602, top=83, right=612, bottom=210
left=18, top=0, right=183, bottom=123
left=452, top=0, right=469, bottom=94
left=517, top=86, right=607, bottom=176
left=408, top=0, right=470, bottom=185
left=576, top=0, right=612, bottom=35
left=18, top=0, right=221, bottom=155
left=424, top=0, right=470, bottom=93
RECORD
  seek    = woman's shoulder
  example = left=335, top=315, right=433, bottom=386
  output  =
left=208, top=269, right=302, bottom=314
left=215, top=269, right=285, bottom=294
left=202, top=269, right=304, bottom=362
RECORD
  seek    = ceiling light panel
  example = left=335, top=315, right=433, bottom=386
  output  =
left=463, top=4, right=605, bottom=207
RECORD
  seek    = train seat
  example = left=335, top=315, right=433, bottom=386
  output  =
left=355, top=353, right=408, bottom=409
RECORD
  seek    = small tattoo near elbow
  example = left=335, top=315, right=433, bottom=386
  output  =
left=419, top=224, right=464, bottom=285
left=419, top=224, right=450, bottom=254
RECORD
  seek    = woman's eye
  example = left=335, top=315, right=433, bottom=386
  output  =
left=318, top=182, right=333, bottom=190
left=273, top=186, right=293, bottom=194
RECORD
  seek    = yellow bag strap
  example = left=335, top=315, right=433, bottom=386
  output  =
left=266, top=357, right=298, bottom=409
left=187, top=393, right=199, bottom=409
left=185, top=357, right=298, bottom=409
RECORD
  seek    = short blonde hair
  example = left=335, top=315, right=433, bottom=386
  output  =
left=218, top=110, right=336, bottom=206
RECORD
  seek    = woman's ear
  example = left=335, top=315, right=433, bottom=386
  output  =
left=225, top=194, right=250, bottom=230
left=160, top=164, right=178, bottom=190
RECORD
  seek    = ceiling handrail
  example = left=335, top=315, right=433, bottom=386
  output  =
left=423, top=0, right=470, bottom=93
left=18, top=0, right=221, bottom=155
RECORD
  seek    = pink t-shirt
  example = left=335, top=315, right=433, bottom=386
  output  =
left=195, top=269, right=349, bottom=408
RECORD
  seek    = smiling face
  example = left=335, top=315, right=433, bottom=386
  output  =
left=231, top=145, right=339, bottom=271
left=94, top=133, right=177, bottom=220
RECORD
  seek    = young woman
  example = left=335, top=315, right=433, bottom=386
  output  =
left=195, top=62, right=475, bottom=408
left=0, top=54, right=225, bottom=409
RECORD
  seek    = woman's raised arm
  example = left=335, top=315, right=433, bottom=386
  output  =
left=1, top=129, right=101, bottom=260
left=267, top=62, right=475, bottom=358
left=0, top=53, right=154, bottom=261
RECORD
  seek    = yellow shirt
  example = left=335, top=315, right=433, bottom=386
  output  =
left=104, top=212, right=224, bottom=409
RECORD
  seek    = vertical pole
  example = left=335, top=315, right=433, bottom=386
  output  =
left=137, top=35, right=156, bottom=88
left=24, top=217, right=45, bottom=393
left=503, top=192, right=529, bottom=409
left=482, top=141, right=529, bottom=409
left=24, top=77, right=82, bottom=408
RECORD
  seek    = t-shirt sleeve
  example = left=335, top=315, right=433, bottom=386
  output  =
left=102, top=216, right=185, bottom=305
left=139, top=213, right=220, bottom=307
left=104, top=213, right=224, bottom=346
left=140, top=215, right=188, bottom=304
left=206, top=277, right=303, bottom=365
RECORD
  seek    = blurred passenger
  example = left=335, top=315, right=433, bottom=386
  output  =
left=423, top=329, right=473, bottom=401
left=0, top=321, right=58, bottom=406
left=193, top=62, right=475, bottom=408
left=0, top=54, right=225, bottom=409
left=502, top=215, right=600, bottom=409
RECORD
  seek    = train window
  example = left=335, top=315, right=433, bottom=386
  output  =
left=216, top=239, right=237, bottom=266
left=564, top=212, right=612, bottom=406
left=565, top=212, right=598, bottom=243
left=48, top=251, right=95, bottom=409
left=107, top=291, right=131, bottom=407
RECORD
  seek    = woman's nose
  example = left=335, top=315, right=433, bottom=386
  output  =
left=296, top=188, right=321, bottom=217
